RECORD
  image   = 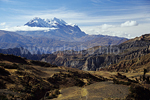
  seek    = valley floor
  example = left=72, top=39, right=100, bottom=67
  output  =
left=52, top=81, right=129, bottom=100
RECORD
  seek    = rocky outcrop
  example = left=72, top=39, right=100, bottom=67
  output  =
left=82, top=56, right=105, bottom=71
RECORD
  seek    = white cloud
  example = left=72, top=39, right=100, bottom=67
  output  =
left=110, top=23, right=150, bottom=38
left=1, top=25, right=57, bottom=32
left=101, top=24, right=115, bottom=29
left=81, top=26, right=131, bottom=38
left=80, top=23, right=150, bottom=39
left=0, top=22, right=6, bottom=26
left=121, top=20, right=138, bottom=27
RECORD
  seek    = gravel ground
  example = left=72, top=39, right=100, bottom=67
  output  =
left=52, top=81, right=129, bottom=100
left=86, top=81, right=129, bottom=100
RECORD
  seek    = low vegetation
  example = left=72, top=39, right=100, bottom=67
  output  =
left=126, top=85, right=150, bottom=100
left=30, top=60, right=57, bottom=67
left=0, top=66, right=10, bottom=76
left=0, top=94, right=8, bottom=100
left=0, top=54, right=106, bottom=100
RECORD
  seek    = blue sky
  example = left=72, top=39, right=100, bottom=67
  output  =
left=0, top=0, right=150, bottom=38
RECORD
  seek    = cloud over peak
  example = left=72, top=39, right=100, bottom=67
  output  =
left=121, top=20, right=138, bottom=27
left=1, top=25, right=57, bottom=32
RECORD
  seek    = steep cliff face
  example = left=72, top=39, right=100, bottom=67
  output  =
left=82, top=56, right=105, bottom=71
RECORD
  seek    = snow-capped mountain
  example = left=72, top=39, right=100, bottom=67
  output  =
left=19, top=17, right=86, bottom=41
left=25, top=17, right=67, bottom=28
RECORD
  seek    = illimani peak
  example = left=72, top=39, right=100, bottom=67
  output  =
left=25, top=17, right=67, bottom=28
left=20, top=17, right=86, bottom=41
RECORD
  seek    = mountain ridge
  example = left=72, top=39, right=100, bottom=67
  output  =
left=0, top=30, right=127, bottom=54
left=40, top=33, right=150, bottom=71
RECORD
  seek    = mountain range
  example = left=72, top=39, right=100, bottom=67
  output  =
left=0, top=17, right=128, bottom=53
left=41, top=33, right=150, bottom=71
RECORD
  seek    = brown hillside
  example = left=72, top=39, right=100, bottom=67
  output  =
left=101, top=53, right=150, bottom=73
left=0, top=53, right=106, bottom=100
